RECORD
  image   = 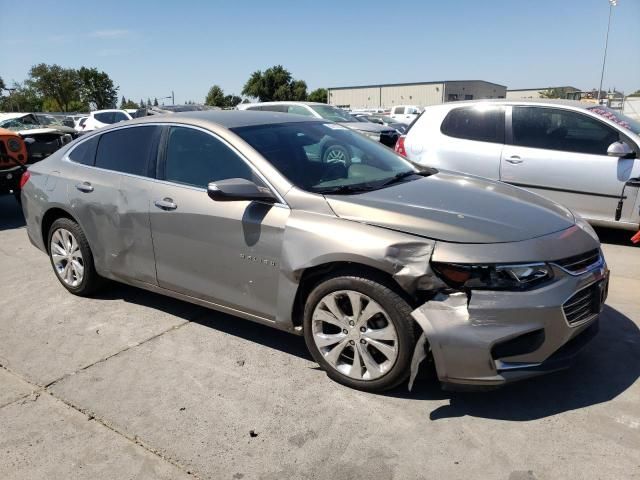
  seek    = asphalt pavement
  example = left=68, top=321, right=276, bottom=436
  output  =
left=0, top=194, right=638, bottom=480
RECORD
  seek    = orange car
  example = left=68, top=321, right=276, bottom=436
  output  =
left=0, top=127, right=29, bottom=197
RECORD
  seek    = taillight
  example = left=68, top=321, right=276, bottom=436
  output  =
left=19, top=170, right=31, bottom=189
left=395, top=135, right=407, bottom=157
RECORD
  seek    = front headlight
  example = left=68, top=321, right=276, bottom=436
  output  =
left=432, top=262, right=553, bottom=290
left=359, top=130, right=380, bottom=141
left=7, top=138, right=21, bottom=152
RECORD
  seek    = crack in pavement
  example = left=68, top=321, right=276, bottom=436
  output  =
left=0, top=314, right=210, bottom=479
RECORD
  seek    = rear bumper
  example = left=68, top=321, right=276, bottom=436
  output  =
left=412, top=258, right=608, bottom=389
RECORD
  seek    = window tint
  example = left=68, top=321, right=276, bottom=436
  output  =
left=164, top=127, right=254, bottom=188
left=94, top=112, right=114, bottom=124
left=512, top=107, right=619, bottom=155
left=95, top=126, right=158, bottom=175
left=68, top=136, right=99, bottom=165
left=287, top=105, right=315, bottom=117
left=441, top=106, right=504, bottom=143
left=394, top=107, right=405, bottom=115
left=112, top=111, right=129, bottom=122
left=259, top=105, right=288, bottom=113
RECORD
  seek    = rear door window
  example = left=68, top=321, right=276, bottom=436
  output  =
left=394, top=107, right=405, bottom=115
left=440, top=106, right=505, bottom=143
left=511, top=106, right=619, bottom=155
left=94, top=112, right=114, bottom=124
left=95, top=126, right=159, bottom=176
left=112, top=111, right=130, bottom=122
left=68, top=136, right=99, bottom=166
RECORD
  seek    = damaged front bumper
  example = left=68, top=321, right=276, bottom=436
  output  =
left=411, top=257, right=608, bottom=390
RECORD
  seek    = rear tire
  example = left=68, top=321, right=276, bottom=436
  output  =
left=47, top=218, right=103, bottom=296
left=303, top=272, right=416, bottom=392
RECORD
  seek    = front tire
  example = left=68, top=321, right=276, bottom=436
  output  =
left=48, top=218, right=103, bottom=296
left=303, top=273, right=416, bottom=392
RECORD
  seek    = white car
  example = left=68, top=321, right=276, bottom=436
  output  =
left=74, top=117, right=88, bottom=133
left=389, top=105, right=422, bottom=125
left=82, top=109, right=132, bottom=132
left=397, top=100, right=640, bottom=231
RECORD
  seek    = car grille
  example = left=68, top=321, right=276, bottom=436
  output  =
left=380, top=131, right=399, bottom=148
left=553, top=249, right=601, bottom=274
left=563, top=282, right=603, bottom=325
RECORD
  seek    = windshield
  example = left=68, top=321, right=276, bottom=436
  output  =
left=36, top=115, right=63, bottom=126
left=309, top=105, right=356, bottom=122
left=587, top=106, right=640, bottom=134
left=0, top=116, right=41, bottom=131
left=232, top=121, right=419, bottom=194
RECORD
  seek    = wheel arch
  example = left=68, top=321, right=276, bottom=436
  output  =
left=41, top=207, right=78, bottom=252
left=290, top=261, right=414, bottom=329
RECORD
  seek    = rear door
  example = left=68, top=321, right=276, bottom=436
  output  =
left=431, top=105, right=505, bottom=178
left=500, top=106, right=637, bottom=223
left=66, top=125, right=160, bottom=283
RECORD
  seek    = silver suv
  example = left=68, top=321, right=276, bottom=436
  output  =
left=399, top=100, right=640, bottom=231
left=21, top=111, right=608, bottom=392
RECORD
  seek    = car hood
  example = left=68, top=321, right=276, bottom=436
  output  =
left=338, top=121, right=395, bottom=133
left=16, top=127, right=67, bottom=136
left=325, top=171, right=576, bottom=243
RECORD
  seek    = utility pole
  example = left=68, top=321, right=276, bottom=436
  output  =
left=172, top=91, right=175, bottom=105
left=597, top=0, right=617, bottom=103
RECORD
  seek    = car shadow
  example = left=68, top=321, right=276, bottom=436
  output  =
left=387, top=305, right=640, bottom=421
left=0, top=195, right=26, bottom=231
left=595, top=226, right=639, bottom=247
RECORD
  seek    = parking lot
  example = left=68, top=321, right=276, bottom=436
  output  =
left=0, top=193, right=638, bottom=479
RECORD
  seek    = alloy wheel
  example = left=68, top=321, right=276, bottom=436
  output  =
left=311, top=290, right=399, bottom=380
left=50, top=228, right=84, bottom=288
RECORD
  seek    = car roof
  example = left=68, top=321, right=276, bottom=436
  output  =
left=431, top=99, right=591, bottom=110
left=0, top=112, right=31, bottom=121
left=117, top=110, right=323, bottom=129
left=240, top=101, right=327, bottom=108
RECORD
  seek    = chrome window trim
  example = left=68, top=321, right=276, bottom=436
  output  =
left=63, top=122, right=289, bottom=208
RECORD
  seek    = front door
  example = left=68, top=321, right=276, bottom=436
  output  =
left=501, top=106, right=638, bottom=223
left=149, top=125, right=288, bottom=320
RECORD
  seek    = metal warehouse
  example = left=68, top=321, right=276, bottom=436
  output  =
left=327, top=80, right=507, bottom=109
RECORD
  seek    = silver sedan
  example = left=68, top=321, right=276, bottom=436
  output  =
left=21, top=111, right=608, bottom=392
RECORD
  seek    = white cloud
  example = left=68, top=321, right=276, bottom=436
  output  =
left=90, top=29, right=130, bottom=39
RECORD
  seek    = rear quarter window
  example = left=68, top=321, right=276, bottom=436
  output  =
left=440, top=106, right=504, bottom=143
left=68, top=136, right=99, bottom=165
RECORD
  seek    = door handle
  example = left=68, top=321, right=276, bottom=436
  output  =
left=75, top=182, right=94, bottom=193
left=505, top=156, right=523, bottom=165
left=154, top=198, right=177, bottom=211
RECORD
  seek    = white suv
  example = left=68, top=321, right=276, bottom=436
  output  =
left=397, top=100, right=640, bottom=231
left=82, top=109, right=132, bottom=132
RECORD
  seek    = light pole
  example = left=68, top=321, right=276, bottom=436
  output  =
left=597, top=0, right=617, bottom=103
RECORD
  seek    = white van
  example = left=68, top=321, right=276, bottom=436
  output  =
left=389, top=105, right=422, bottom=125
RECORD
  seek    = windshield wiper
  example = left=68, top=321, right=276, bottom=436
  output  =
left=380, top=168, right=436, bottom=187
left=314, top=184, right=376, bottom=195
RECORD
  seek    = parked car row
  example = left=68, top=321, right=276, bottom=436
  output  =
left=21, top=108, right=611, bottom=393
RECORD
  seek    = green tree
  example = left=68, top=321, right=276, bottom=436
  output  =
left=0, top=82, right=43, bottom=111
left=629, top=89, right=640, bottom=97
left=0, top=76, right=5, bottom=95
left=224, top=94, right=242, bottom=108
left=120, top=95, right=126, bottom=109
left=290, top=80, right=308, bottom=101
left=205, top=85, right=226, bottom=107
left=121, top=98, right=139, bottom=109
left=140, top=99, right=145, bottom=108
left=78, top=67, right=118, bottom=109
left=153, top=97, right=158, bottom=106
left=147, top=97, right=151, bottom=106
left=27, top=63, right=81, bottom=112
left=242, top=65, right=307, bottom=102
left=308, top=88, right=327, bottom=103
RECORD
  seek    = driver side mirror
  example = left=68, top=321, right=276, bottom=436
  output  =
left=607, top=141, right=636, bottom=158
left=207, top=178, right=277, bottom=203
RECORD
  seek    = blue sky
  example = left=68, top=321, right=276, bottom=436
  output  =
left=1, top=0, right=638, bottom=104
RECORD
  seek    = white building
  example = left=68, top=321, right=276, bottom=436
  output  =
left=327, top=80, right=507, bottom=109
